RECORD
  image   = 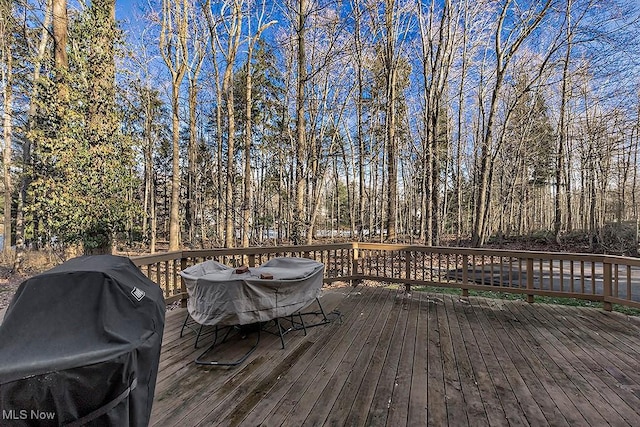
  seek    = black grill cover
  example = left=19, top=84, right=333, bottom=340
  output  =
left=0, top=255, right=165, bottom=426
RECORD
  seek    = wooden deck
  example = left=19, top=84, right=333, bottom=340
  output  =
left=151, top=285, right=640, bottom=426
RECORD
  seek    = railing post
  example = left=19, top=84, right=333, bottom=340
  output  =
left=180, top=257, right=187, bottom=308
left=248, top=254, right=256, bottom=268
left=526, top=258, right=534, bottom=304
left=404, top=250, right=411, bottom=294
left=603, top=261, right=613, bottom=312
left=462, top=254, right=469, bottom=298
left=352, top=245, right=359, bottom=287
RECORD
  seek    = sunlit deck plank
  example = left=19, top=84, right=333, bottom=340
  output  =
left=150, top=285, right=640, bottom=426
left=508, top=300, right=624, bottom=425
left=515, top=301, right=639, bottom=425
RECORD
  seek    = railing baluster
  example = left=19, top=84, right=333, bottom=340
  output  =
left=490, top=256, right=494, bottom=287
left=603, top=262, right=612, bottom=311
left=614, top=264, right=619, bottom=298
left=519, top=258, right=523, bottom=288
left=462, top=254, right=469, bottom=297
left=430, top=252, right=434, bottom=283
left=473, top=255, right=478, bottom=286
left=591, top=261, right=596, bottom=295
left=627, top=265, right=632, bottom=302
left=508, top=257, right=513, bottom=290
left=405, top=250, right=411, bottom=284
left=538, top=259, right=543, bottom=290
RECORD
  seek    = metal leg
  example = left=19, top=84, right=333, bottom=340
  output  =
left=192, top=297, right=335, bottom=366
left=275, top=318, right=285, bottom=349
left=180, top=311, right=190, bottom=338
left=292, top=297, right=330, bottom=330
left=316, top=297, right=328, bottom=322
left=194, top=324, right=204, bottom=348
left=195, top=327, right=260, bottom=367
left=298, top=312, right=307, bottom=336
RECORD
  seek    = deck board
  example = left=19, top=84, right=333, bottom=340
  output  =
left=150, top=285, right=640, bottom=426
left=263, top=286, right=386, bottom=426
left=450, top=295, right=507, bottom=427
left=516, top=302, right=638, bottom=426
left=238, top=287, right=378, bottom=426
left=298, top=287, right=391, bottom=426
left=425, top=295, right=449, bottom=426
left=442, top=294, right=489, bottom=426
left=474, top=298, right=551, bottom=426
left=322, top=286, right=397, bottom=425
left=508, top=301, right=620, bottom=425
left=385, top=292, right=420, bottom=426
left=343, top=290, right=406, bottom=426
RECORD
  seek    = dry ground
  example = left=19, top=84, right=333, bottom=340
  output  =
left=0, top=250, right=64, bottom=311
left=0, top=268, right=23, bottom=311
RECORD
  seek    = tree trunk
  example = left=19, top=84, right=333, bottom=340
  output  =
left=2, top=21, right=13, bottom=253
left=85, top=0, right=117, bottom=255
left=221, top=0, right=242, bottom=248
left=52, top=0, right=68, bottom=71
left=555, top=0, right=572, bottom=243
left=14, top=0, right=51, bottom=270
left=224, top=75, right=235, bottom=248
left=186, top=82, right=198, bottom=246
left=242, top=47, right=254, bottom=248
left=216, top=81, right=224, bottom=243
left=240, top=16, right=274, bottom=248
left=455, top=3, right=468, bottom=243
left=292, top=0, right=308, bottom=245
left=354, top=0, right=365, bottom=240
left=384, top=0, right=397, bottom=242
left=160, top=0, right=189, bottom=252
left=168, top=92, right=181, bottom=251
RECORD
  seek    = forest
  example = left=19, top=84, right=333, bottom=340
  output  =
left=1, top=0, right=640, bottom=262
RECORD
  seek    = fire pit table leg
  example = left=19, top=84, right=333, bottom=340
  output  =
left=195, top=327, right=260, bottom=367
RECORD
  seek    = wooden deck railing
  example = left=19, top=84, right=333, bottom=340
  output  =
left=131, top=243, right=640, bottom=312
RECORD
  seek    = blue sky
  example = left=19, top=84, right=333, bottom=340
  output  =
left=115, top=0, right=142, bottom=23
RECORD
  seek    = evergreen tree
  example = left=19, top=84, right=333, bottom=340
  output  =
left=28, top=1, right=135, bottom=254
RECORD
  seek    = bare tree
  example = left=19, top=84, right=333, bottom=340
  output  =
left=382, top=0, right=398, bottom=242
left=1, top=0, right=14, bottom=253
left=217, top=0, right=243, bottom=248
left=185, top=8, right=207, bottom=246
left=203, top=0, right=225, bottom=244
left=159, top=0, right=189, bottom=251
left=291, top=0, right=309, bottom=245
left=241, top=1, right=275, bottom=248
left=471, top=0, right=553, bottom=247
left=416, top=0, right=457, bottom=245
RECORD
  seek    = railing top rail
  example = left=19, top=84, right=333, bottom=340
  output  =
left=130, top=251, right=183, bottom=266
left=131, top=243, right=355, bottom=265
left=353, top=242, right=640, bottom=264
left=184, top=242, right=353, bottom=258
left=130, top=242, right=640, bottom=267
